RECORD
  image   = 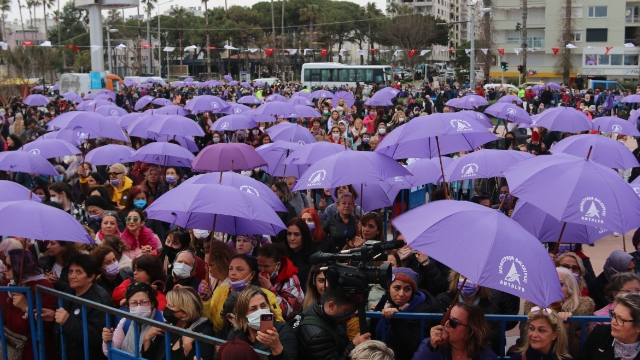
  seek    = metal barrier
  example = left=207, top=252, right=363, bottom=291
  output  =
left=0, top=286, right=39, bottom=360
left=365, top=311, right=611, bottom=358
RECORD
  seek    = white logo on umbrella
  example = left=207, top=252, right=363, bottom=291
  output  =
left=297, top=140, right=306, bottom=145
left=499, top=255, right=528, bottom=293
left=110, top=110, right=119, bottom=116
left=612, top=125, right=623, bottom=133
left=461, top=163, right=479, bottom=177
left=239, top=185, right=259, bottom=197
left=77, top=132, right=89, bottom=140
left=469, top=97, right=475, bottom=102
left=531, top=119, right=538, bottom=125
left=632, top=187, right=640, bottom=198
left=211, top=102, right=219, bottom=109
left=233, top=108, right=241, bottom=114
left=450, top=119, right=473, bottom=132
left=220, top=122, right=229, bottom=130
left=506, top=108, right=517, bottom=115
left=29, top=149, right=40, bottom=155
left=476, top=113, right=485, bottom=119
left=579, top=197, right=606, bottom=224
left=308, top=169, right=326, bottom=186
left=393, top=176, right=404, bottom=182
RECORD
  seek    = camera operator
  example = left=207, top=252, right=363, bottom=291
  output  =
left=294, top=287, right=370, bottom=360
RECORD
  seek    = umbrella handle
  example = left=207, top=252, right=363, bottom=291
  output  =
left=18, top=240, right=27, bottom=285
left=435, top=278, right=466, bottom=347
left=552, top=222, right=568, bottom=256
left=623, top=234, right=627, bottom=252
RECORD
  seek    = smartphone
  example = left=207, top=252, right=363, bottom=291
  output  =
left=260, top=313, right=274, bottom=333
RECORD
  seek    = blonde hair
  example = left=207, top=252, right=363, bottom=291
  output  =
left=166, top=287, right=203, bottom=322
left=369, top=136, right=380, bottom=144
left=557, top=267, right=580, bottom=312
left=110, top=163, right=127, bottom=175
left=337, top=192, right=354, bottom=205
left=519, top=310, right=571, bottom=359
left=447, top=270, right=493, bottom=299
left=349, top=340, right=394, bottom=360
left=233, top=286, right=270, bottom=332
left=556, top=252, right=587, bottom=290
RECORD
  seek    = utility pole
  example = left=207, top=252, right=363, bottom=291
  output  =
left=469, top=4, right=475, bottom=90
left=521, top=0, right=527, bottom=84
left=147, top=5, right=151, bottom=74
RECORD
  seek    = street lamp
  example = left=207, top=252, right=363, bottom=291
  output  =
left=106, top=28, right=119, bottom=74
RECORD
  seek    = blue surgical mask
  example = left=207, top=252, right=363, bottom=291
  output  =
left=229, top=274, right=252, bottom=292
left=165, top=175, right=176, bottom=184
left=306, top=221, right=316, bottom=231
left=133, top=199, right=147, bottom=209
left=54, top=175, right=64, bottom=182
left=110, top=179, right=120, bottom=186
left=89, top=214, right=101, bottom=222
left=459, top=279, right=478, bottom=297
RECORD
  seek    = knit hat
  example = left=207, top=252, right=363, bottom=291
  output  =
left=238, top=234, right=261, bottom=247
left=531, top=131, right=541, bottom=142
left=391, top=267, right=418, bottom=292
left=85, top=195, right=109, bottom=210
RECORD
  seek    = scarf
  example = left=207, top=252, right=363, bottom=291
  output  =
left=97, top=228, right=122, bottom=242
left=121, top=309, right=158, bottom=354
left=121, top=226, right=157, bottom=251
left=614, top=339, right=640, bottom=360
left=375, top=290, right=426, bottom=341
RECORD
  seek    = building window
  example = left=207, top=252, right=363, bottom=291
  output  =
left=627, top=6, right=640, bottom=23
left=506, top=37, right=520, bottom=44
left=624, top=54, right=639, bottom=66
left=586, top=28, right=608, bottom=42
left=611, top=54, right=622, bottom=65
left=572, top=32, right=582, bottom=42
left=587, top=6, right=607, bottom=18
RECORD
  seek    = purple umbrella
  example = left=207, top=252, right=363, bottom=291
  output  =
left=237, top=96, right=262, bottom=105
left=592, top=116, right=640, bottom=137
left=145, top=183, right=286, bottom=235
left=223, top=75, right=233, bottom=81
left=253, top=81, right=265, bottom=87
left=335, top=178, right=412, bottom=213
left=182, top=172, right=286, bottom=212
left=622, top=95, right=640, bottom=103
left=292, top=151, right=411, bottom=191
left=210, top=115, right=258, bottom=132
left=48, top=112, right=127, bottom=141
left=291, top=92, right=312, bottom=99
left=532, top=84, right=546, bottom=91
left=43, top=130, right=85, bottom=146
left=332, top=91, right=355, bottom=108
left=310, top=90, right=333, bottom=99
left=21, top=139, right=81, bottom=158
left=146, top=115, right=205, bottom=138
left=127, top=115, right=156, bottom=137
left=603, top=93, right=614, bottom=111
left=288, top=97, right=313, bottom=106
left=252, top=102, right=299, bottom=122
left=0, top=181, right=43, bottom=202
left=51, top=84, right=60, bottom=91
left=84, top=144, right=134, bottom=165
left=23, top=94, right=50, bottom=106
left=240, top=82, right=253, bottom=89
left=48, top=111, right=98, bottom=130
left=549, top=134, right=639, bottom=169
left=171, top=81, right=185, bottom=87
left=77, top=100, right=111, bottom=111
left=497, top=95, right=523, bottom=104
left=152, top=105, right=190, bottom=116
left=118, top=113, right=146, bottom=129
left=130, top=142, right=195, bottom=167
left=256, top=141, right=309, bottom=178
left=229, top=81, right=238, bottom=86
left=155, top=135, right=199, bottom=153
left=184, top=95, right=230, bottom=114
left=546, top=82, right=562, bottom=91
left=292, top=105, right=321, bottom=119
left=283, top=142, right=350, bottom=166
left=83, top=93, right=97, bottom=100
left=484, top=103, right=532, bottom=124
left=503, top=153, right=640, bottom=233
left=137, top=83, right=151, bottom=89
left=512, top=201, right=612, bottom=245
left=221, top=103, right=252, bottom=115
left=62, top=92, right=83, bottom=103
left=393, top=200, right=564, bottom=307
left=534, top=107, right=593, bottom=133
left=0, top=151, right=59, bottom=176
left=456, top=110, right=493, bottom=128
left=364, top=91, right=394, bottom=107
left=445, top=95, right=489, bottom=109
left=265, top=94, right=288, bottom=103
left=184, top=77, right=194, bottom=83
left=152, top=98, right=172, bottom=107
left=0, top=200, right=94, bottom=244
left=378, top=87, right=401, bottom=96
left=375, top=114, right=498, bottom=159
left=94, top=105, right=127, bottom=117
left=96, top=89, right=116, bottom=99
left=124, top=79, right=138, bottom=87
left=93, top=94, right=114, bottom=101
left=191, top=143, right=267, bottom=172
left=405, top=157, right=454, bottom=186
left=134, top=95, right=155, bottom=111
left=443, top=149, right=534, bottom=182
left=266, top=122, right=316, bottom=145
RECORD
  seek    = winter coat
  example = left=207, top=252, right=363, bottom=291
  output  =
left=578, top=324, right=640, bottom=360
left=411, top=338, right=498, bottom=360
left=227, top=321, right=298, bottom=360
left=294, top=301, right=355, bottom=360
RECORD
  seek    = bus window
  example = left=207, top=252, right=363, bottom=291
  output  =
left=321, top=69, right=332, bottom=82
left=112, top=80, right=120, bottom=92
left=338, top=69, right=348, bottom=82
left=373, top=69, right=384, bottom=84
left=304, top=69, right=311, bottom=80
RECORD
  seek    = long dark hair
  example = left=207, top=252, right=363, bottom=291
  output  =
left=453, top=303, right=492, bottom=358
left=286, top=217, right=314, bottom=259
left=8, top=249, right=43, bottom=280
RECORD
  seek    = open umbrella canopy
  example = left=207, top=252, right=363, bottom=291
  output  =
left=252, top=102, right=299, bottom=122
left=264, top=94, right=288, bottom=103
left=152, top=98, right=173, bottom=107
left=393, top=200, right=564, bottom=307
left=237, top=95, right=262, bottom=105
left=84, top=144, right=134, bottom=165
left=546, top=82, right=562, bottom=90
left=592, top=116, right=640, bottom=137
left=134, top=95, right=155, bottom=111
left=497, top=95, right=523, bottom=104
left=146, top=115, right=205, bottom=138
left=405, top=157, right=454, bottom=186
left=77, top=100, right=112, bottom=111
left=191, top=143, right=267, bottom=172
left=310, top=90, right=333, bottom=99
left=221, top=103, right=252, bottom=115
left=364, top=91, right=395, bottom=107
left=0, top=200, right=95, bottom=244
left=292, top=105, right=322, bottom=119
left=155, top=135, right=199, bottom=153
left=145, top=184, right=286, bottom=235
left=151, top=105, right=190, bottom=116
left=332, top=91, right=355, bottom=108
left=0, top=181, right=44, bottom=202
left=446, top=95, right=489, bottom=109
left=48, top=111, right=127, bottom=141
left=288, top=97, right=314, bottom=106
left=265, top=122, right=316, bottom=144
left=549, top=134, right=639, bottom=169
left=456, top=110, right=493, bottom=128
left=23, top=94, right=50, bottom=106
left=118, top=113, right=146, bottom=129
left=0, top=151, right=59, bottom=176
left=130, top=142, right=195, bottom=167
left=256, top=141, right=309, bottom=178
left=484, top=103, right=532, bottom=124
left=534, top=107, right=593, bottom=133
left=184, top=95, right=230, bottom=114
left=341, top=178, right=413, bottom=213
left=94, top=105, right=127, bottom=117
left=443, top=149, right=534, bottom=182
left=283, top=142, right=350, bottom=165
left=21, top=139, right=81, bottom=159
left=210, top=115, right=258, bottom=132
left=622, top=94, right=640, bottom=103
left=62, top=93, right=83, bottom=103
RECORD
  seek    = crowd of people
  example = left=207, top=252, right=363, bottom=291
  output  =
left=0, top=75, right=640, bottom=360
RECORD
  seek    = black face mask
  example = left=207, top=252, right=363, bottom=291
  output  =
left=163, top=307, right=181, bottom=325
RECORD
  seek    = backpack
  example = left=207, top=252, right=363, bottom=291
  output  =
left=291, top=313, right=341, bottom=346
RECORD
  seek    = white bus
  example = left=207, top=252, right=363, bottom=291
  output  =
left=301, top=63, right=393, bottom=88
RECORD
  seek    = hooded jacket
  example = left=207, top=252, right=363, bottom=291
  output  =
left=294, top=301, right=355, bottom=360
left=267, top=256, right=304, bottom=321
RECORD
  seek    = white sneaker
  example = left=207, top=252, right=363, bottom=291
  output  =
left=614, top=232, right=620, bottom=237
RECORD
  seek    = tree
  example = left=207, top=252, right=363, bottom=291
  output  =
left=299, top=4, right=319, bottom=48
left=477, top=0, right=495, bottom=84
left=174, top=7, right=188, bottom=75
left=72, top=50, right=91, bottom=72
left=553, top=0, right=574, bottom=85
left=16, top=0, right=26, bottom=35
left=0, top=0, right=10, bottom=42
left=203, top=0, right=210, bottom=78
left=41, top=0, right=56, bottom=39
left=363, top=2, right=380, bottom=64
left=520, top=0, right=527, bottom=83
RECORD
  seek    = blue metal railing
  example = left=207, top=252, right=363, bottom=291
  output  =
left=0, top=286, right=39, bottom=360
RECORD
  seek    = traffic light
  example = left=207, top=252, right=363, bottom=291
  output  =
left=517, top=65, right=524, bottom=74
left=500, top=62, right=508, bottom=71
left=515, top=22, right=521, bottom=31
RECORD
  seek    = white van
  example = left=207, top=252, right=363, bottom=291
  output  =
left=124, top=76, right=167, bottom=86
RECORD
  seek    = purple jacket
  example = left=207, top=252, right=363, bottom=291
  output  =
left=411, top=338, right=499, bottom=360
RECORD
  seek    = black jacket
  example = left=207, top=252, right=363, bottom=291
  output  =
left=227, top=321, right=297, bottom=360
left=56, top=284, right=114, bottom=360
left=578, top=324, right=640, bottom=360
left=295, top=301, right=355, bottom=360
left=39, top=256, right=69, bottom=291
left=403, top=255, right=449, bottom=298
left=511, top=346, right=571, bottom=360
left=141, top=318, right=215, bottom=360
left=588, top=272, right=609, bottom=310
left=95, top=270, right=132, bottom=296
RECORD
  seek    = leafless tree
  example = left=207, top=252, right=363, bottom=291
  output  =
left=553, top=0, right=574, bottom=85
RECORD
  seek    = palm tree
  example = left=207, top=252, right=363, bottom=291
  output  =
left=16, top=0, right=26, bottom=35
left=174, top=7, right=187, bottom=75
left=363, top=2, right=378, bottom=64
left=0, top=0, right=10, bottom=42
left=202, top=0, right=210, bottom=78
left=386, top=2, right=399, bottom=18
left=299, top=4, right=319, bottom=49
left=141, top=0, right=157, bottom=73
left=25, top=0, right=36, bottom=40
left=270, top=0, right=276, bottom=47
left=41, top=0, right=55, bottom=39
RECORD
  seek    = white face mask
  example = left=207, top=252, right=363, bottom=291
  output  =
left=50, top=196, right=62, bottom=204
left=332, top=133, right=340, bottom=141
left=246, top=308, right=271, bottom=331
left=193, top=229, right=210, bottom=239
left=130, top=305, right=152, bottom=318
left=103, top=261, right=120, bottom=276
left=172, top=262, right=193, bottom=280
left=378, top=128, right=386, bottom=134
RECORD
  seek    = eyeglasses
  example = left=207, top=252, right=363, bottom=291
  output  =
left=530, top=307, right=553, bottom=315
left=610, top=310, right=635, bottom=326
left=125, top=217, right=140, bottom=223
left=559, top=264, right=581, bottom=272
left=447, top=318, right=468, bottom=329
left=129, top=300, right=151, bottom=307
left=108, top=172, right=123, bottom=177
left=560, top=281, right=566, bottom=287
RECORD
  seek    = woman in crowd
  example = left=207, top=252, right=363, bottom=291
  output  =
left=580, top=294, right=640, bottom=360
left=414, top=303, right=497, bottom=360
left=0, top=249, right=57, bottom=360
left=322, top=193, right=358, bottom=250
left=302, top=265, right=327, bottom=309
left=91, top=245, right=132, bottom=295
left=371, top=267, right=439, bottom=359
left=204, top=254, right=283, bottom=332
left=120, top=208, right=161, bottom=260
left=119, top=186, right=166, bottom=239
left=101, top=234, right=133, bottom=270
left=112, top=254, right=167, bottom=309
left=96, top=211, right=121, bottom=244
left=272, top=181, right=297, bottom=226
left=300, top=208, right=337, bottom=254
left=354, top=212, right=384, bottom=244
left=589, top=250, right=635, bottom=310
left=39, top=240, right=81, bottom=291
left=97, top=163, right=133, bottom=208
left=318, top=185, right=360, bottom=222
left=227, top=286, right=298, bottom=360
left=204, top=240, right=236, bottom=291
left=350, top=341, right=395, bottom=360
left=511, top=308, right=571, bottom=360
left=7, top=133, right=22, bottom=151
left=158, top=229, right=192, bottom=275
left=590, top=273, right=640, bottom=331
left=349, top=118, right=367, bottom=148
left=164, top=166, right=182, bottom=191
left=284, top=218, right=314, bottom=292
left=230, top=234, right=262, bottom=256
left=556, top=252, right=590, bottom=296
left=141, top=166, right=166, bottom=202
left=101, top=282, right=164, bottom=356
left=141, top=287, right=215, bottom=360
left=49, top=181, right=90, bottom=224
left=310, top=118, right=326, bottom=142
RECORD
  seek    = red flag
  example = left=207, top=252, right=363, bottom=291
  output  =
left=206, top=46, right=217, bottom=50
left=141, top=44, right=151, bottom=49
left=370, top=48, right=377, bottom=54
left=497, top=48, right=505, bottom=55
left=408, top=49, right=417, bottom=58
left=552, top=47, right=559, bottom=55
left=22, top=41, right=34, bottom=46
left=66, top=45, right=79, bottom=53
left=605, top=46, right=613, bottom=55
left=321, top=49, right=327, bottom=57
left=265, top=48, right=273, bottom=56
